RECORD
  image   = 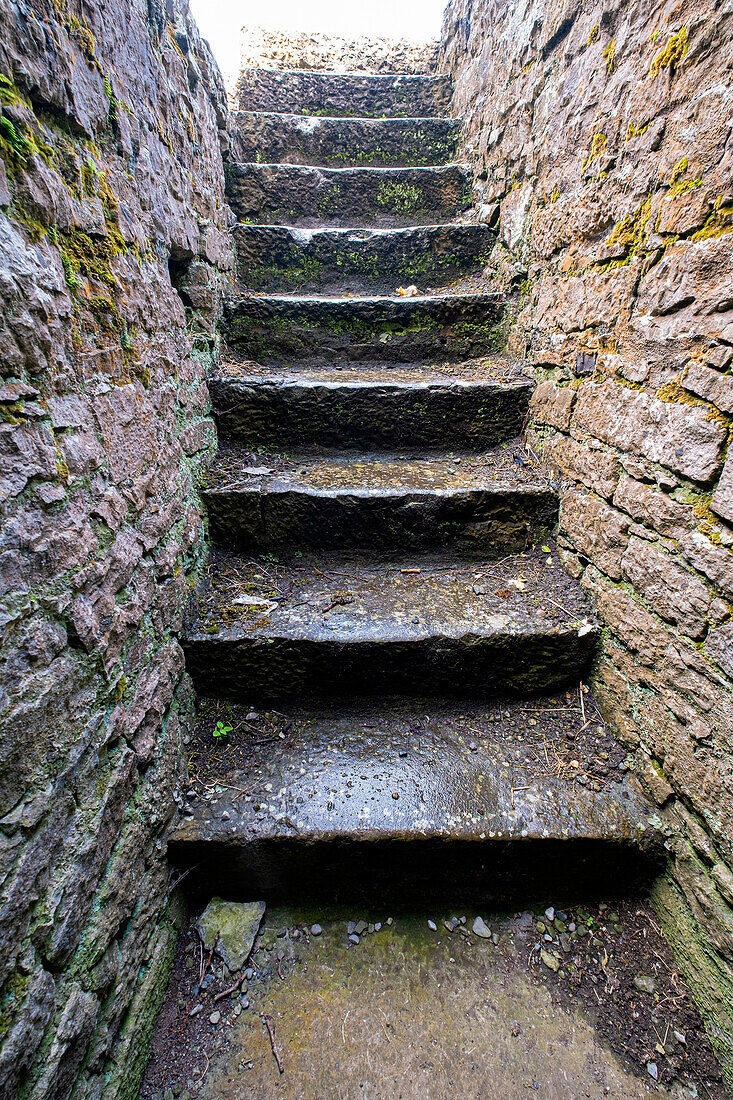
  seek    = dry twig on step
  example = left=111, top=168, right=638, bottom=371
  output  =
left=261, top=1013, right=284, bottom=1073
left=196, top=931, right=220, bottom=995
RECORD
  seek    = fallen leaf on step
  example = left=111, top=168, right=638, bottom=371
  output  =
left=396, top=284, right=418, bottom=297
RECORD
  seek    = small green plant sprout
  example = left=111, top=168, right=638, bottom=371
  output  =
left=213, top=721, right=233, bottom=739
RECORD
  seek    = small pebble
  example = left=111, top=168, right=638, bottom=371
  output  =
left=544, top=907, right=555, bottom=922
left=428, top=920, right=437, bottom=931
left=647, top=1063, right=658, bottom=1080
left=310, top=924, right=322, bottom=936
left=209, top=1011, right=221, bottom=1025
left=348, top=933, right=360, bottom=945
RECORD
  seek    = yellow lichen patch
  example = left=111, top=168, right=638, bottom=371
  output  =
left=581, top=132, right=608, bottom=174
left=650, top=27, right=688, bottom=78
left=656, top=381, right=704, bottom=407
left=605, top=196, right=652, bottom=256
left=587, top=24, right=600, bottom=46
left=603, top=40, right=616, bottom=74
left=625, top=121, right=649, bottom=141
left=669, top=157, right=688, bottom=187
left=691, top=197, right=733, bottom=242
left=550, top=187, right=560, bottom=203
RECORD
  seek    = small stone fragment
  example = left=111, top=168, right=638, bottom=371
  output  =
left=427, top=920, right=437, bottom=931
left=647, top=1063, right=658, bottom=1080
left=472, top=916, right=492, bottom=938
left=544, top=907, right=555, bottom=922
left=196, top=899, right=266, bottom=972
left=209, top=1011, right=221, bottom=1025
left=310, top=924, right=322, bottom=936
left=540, top=949, right=560, bottom=972
left=634, top=975, right=657, bottom=994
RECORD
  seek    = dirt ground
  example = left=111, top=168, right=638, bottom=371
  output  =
left=141, top=898, right=726, bottom=1099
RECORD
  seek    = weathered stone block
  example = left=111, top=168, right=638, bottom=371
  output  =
left=613, top=475, right=690, bottom=538
left=573, top=381, right=726, bottom=484
left=559, top=490, right=629, bottom=580
left=712, top=452, right=733, bottom=525
left=621, top=537, right=711, bottom=638
left=529, top=380, right=575, bottom=429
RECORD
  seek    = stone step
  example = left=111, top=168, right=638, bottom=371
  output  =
left=184, top=549, right=599, bottom=701
left=229, top=112, right=460, bottom=168
left=237, top=69, right=452, bottom=118
left=209, top=358, right=533, bottom=447
left=170, top=694, right=661, bottom=903
left=224, top=292, right=505, bottom=364
left=233, top=224, right=494, bottom=293
left=203, top=445, right=556, bottom=552
left=226, top=163, right=472, bottom=228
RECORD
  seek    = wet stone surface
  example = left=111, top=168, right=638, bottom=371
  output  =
left=189, top=545, right=595, bottom=641
left=224, top=291, right=506, bottom=365
left=174, top=691, right=652, bottom=839
left=201, top=443, right=557, bottom=552
left=232, top=224, right=494, bottom=294
left=235, top=70, right=453, bottom=118
left=229, top=112, right=460, bottom=168
left=141, top=903, right=726, bottom=1099
left=225, top=163, right=472, bottom=229
left=182, top=547, right=599, bottom=701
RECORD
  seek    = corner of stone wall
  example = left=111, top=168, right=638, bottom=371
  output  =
left=439, top=0, right=733, bottom=1084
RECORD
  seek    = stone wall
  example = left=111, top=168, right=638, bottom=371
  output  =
left=440, top=0, right=733, bottom=1082
left=0, top=1, right=232, bottom=1097
left=239, top=26, right=439, bottom=75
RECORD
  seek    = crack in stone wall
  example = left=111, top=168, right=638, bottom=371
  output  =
left=0, top=0, right=233, bottom=1096
left=439, top=0, right=733, bottom=1083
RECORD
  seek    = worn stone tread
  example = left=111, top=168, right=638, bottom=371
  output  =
left=232, top=223, right=494, bottom=292
left=213, top=354, right=528, bottom=385
left=183, top=548, right=598, bottom=700
left=229, top=112, right=460, bottom=167
left=236, top=69, right=453, bottom=117
left=203, top=443, right=557, bottom=551
left=224, top=291, right=505, bottom=363
left=170, top=695, right=661, bottom=901
left=225, top=162, right=472, bottom=227
left=209, top=359, right=532, bottom=447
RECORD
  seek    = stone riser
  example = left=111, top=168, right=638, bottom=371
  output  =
left=232, top=224, right=494, bottom=293
left=224, top=294, right=506, bottom=364
left=229, top=112, right=459, bottom=167
left=225, top=163, right=472, bottom=228
left=204, top=487, right=558, bottom=553
left=170, top=835, right=662, bottom=906
left=237, top=69, right=452, bottom=117
left=184, top=630, right=596, bottom=702
left=209, top=376, right=533, bottom=448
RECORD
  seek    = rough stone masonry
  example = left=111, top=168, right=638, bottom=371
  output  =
left=440, top=0, right=733, bottom=1081
left=0, top=1, right=231, bottom=1097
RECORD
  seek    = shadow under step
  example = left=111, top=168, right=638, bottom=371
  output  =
left=210, top=358, right=533, bottom=447
left=224, top=292, right=505, bottom=363
left=203, top=445, right=557, bottom=552
left=229, top=112, right=460, bottom=168
left=184, top=548, right=598, bottom=701
left=225, top=163, right=472, bottom=228
left=170, top=694, right=661, bottom=905
left=236, top=69, right=453, bottom=118
left=233, top=223, right=494, bottom=293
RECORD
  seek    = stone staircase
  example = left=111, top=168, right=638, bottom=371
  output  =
left=171, top=63, right=661, bottom=906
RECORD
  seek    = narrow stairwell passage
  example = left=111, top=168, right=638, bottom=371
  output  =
left=142, top=56, right=724, bottom=1100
